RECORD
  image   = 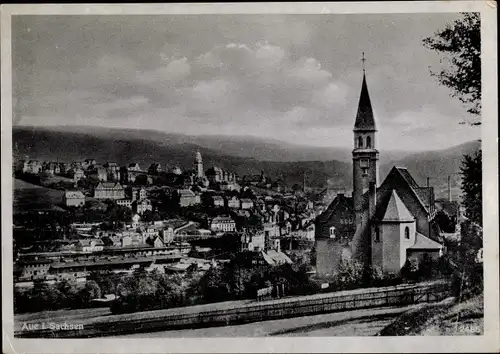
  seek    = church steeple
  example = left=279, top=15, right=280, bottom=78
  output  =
left=353, top=73, right=376, bottom=132
left=352, top=55, right=379, bottom=231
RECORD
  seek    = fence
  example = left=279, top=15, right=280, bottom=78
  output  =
left=15, top=280, right=450, bottom=338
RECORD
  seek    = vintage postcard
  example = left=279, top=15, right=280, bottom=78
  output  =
left=1, top=2, right=498, bottom=353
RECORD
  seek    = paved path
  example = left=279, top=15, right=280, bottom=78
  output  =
left=118, top=305, right=414, bottom=337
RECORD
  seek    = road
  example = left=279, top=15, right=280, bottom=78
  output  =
left=118, top=305, right=414, bottom=337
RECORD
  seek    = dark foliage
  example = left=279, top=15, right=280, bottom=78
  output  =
left=460, top=150, right=482, bottom=226
left=423, top=12, right=481, bottom=119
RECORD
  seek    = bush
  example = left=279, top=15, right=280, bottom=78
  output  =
left=401, top=259, right=420, bottom=282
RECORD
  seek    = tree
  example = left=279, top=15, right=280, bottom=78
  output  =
left=423, top=13, right=481, bottom=120
left=79, top=280, right=101, bottom=306
left=435, top=210, right=456, bottom=233
left=461, top=150, right=482, bottom=226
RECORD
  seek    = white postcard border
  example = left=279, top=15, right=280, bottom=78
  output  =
left=1, top=2, right=498, bottom=353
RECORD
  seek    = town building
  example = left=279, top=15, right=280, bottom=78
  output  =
left=212, top=195, right=225, bottom=208
left=290, top=223, right=316, bottom=241
left=240, top=198, right=254, bottom=210
left=21, top=160, right=42, bottom=174
left=42, top=162, right=61, bottom=175
left=255, top=199, right=266, bottom=212
left=134, top=174, right=154, bottom=186
left=128, top=163, right=141, bottom=172
left=263, top=223, right=280, bottom=239
left=81, top=159, right=97, bottom=170
left=241, top=231, right=265, bottom=252
left=243, top=171, right=268, bottom=186
left=219, top=182, right=241, bottom=192
left=271, top=179, right=288, bottom=193
left=133, top=198, right=153, bottom=214
left=116, top=199, right=133, bottom=209
left=148, top=162, right=162, bottom=175
left=194, top=151, right=204, bottom=178
left=88, top=166, right=108, bottom=182
left=228, top=196, right=241, bottom=209
left=63, top=191, right=86, bottom=207
left=161, top=227, right=175, bottom=244
left=69, top=167, right=85, bottom=182
left=261, top=250, right=293, bottom=266
left=17, top=259, right=52, bottom=281
left=206, top=167, right=237, bottom=184
left=75, top=239, right=105, bottom=252
left=128, top=187, right=148, bottom=201
left=210, top=216, right=236, bottom=233
left=178, top=189, right=200, bottom=207
left=316, top=69, right=443, bottom=277
left=94, top=182, right=125, bottom=200
left=146, top=235, right=166, bottom=248
left=172, top=166, right=183, bottom=175
left=103, top=162, right=120, bottom=181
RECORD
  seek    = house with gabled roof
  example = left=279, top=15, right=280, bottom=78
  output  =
left=63, top=190, right=85, bottom=207
left=94, top=182, right=125, bottom=200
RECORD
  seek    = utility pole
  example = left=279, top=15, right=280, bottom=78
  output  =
left=427, top=177, right=432, bottom=237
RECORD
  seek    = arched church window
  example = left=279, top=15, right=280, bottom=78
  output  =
left=358, top=136, right=363, bottom=148
left=405, top=226, right=410, bottom=239
left=375, top=227, right=380, bottom=242
left=366, top=136, right=372, bottom=148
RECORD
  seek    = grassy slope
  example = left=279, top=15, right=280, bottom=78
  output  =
left=378, top=294, right=483, bottom=336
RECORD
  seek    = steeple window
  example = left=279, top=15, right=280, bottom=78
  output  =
left=358, top=136, right=363, bottom=148
left=366, top=136, right=372, bottom=148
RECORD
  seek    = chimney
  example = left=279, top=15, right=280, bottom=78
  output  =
left=447, top=175, right=452, bottom=202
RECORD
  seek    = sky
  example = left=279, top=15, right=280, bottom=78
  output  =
left=12, top=14, right=481, bottom=151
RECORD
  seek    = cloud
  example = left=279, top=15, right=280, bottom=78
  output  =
left=13, top=14, right=480, bottom=151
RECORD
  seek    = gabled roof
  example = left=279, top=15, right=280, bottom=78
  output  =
left=381, top=190, right=414, bottom=222
left=212, top=216, right=234, bottom=222
left=261, top=250, right=293, bottom=266
left=317, top=194, right=353, bottom=224
left=353, top=73, right=376, bottom=131
left=409, top=232, right=443, bottom=250
left=65, top=191, right=85, bottom=199
left=378, top=167, right=430, bottom=214
left=96, top=182, right=122, bottom=189
left=178, top=189, right=195, bottom=197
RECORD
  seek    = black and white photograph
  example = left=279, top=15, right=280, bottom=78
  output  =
left=1, top=2, right=498, bottom=353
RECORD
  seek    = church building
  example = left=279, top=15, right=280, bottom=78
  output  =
left=316, top=64, right=443, bottom=277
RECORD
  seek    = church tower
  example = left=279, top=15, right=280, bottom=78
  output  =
left=352, top=55, right=379, bottom=226
left=195, top=150, right=204, bottom=178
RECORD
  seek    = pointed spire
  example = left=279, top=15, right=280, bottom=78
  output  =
left=354, top=71, right=377, bottom=132
left=382, top=190, right=414, bottom=222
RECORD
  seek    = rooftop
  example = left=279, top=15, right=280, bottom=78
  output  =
left=409, top=232, right=443, bottom=250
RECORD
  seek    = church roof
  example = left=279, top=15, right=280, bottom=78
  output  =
left=409, top=232, right=443, bottom=250
left=317, top=194, right=353, bottom=223
left=381, top=190, right=414, bottom=222
left=354, top=73, right=376, bottom=131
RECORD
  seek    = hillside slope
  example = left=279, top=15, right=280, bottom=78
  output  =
left=13, top=126, right=480, bottom=197
left=13, top=126, right=352, bottom=190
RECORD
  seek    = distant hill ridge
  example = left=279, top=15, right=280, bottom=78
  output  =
left=13, top=125, right=481, bottom=198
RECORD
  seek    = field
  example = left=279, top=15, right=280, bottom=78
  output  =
left=13, top=179, right=65, bottom=211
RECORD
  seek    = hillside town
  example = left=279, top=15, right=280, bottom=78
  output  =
left=12, top=70, right=468, bottom=315
left=13, top=148, right=323, bottom=291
